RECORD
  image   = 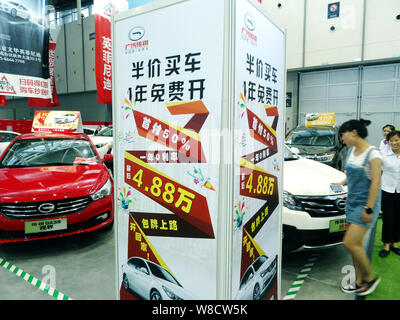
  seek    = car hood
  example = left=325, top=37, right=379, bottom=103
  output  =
left=290, top=145, right=335, bottom=155
left=284, top=157, right=346, bottom=196
left=0, top=164, right=109, bottom=202
left=90, top=136, right=113, bottom=145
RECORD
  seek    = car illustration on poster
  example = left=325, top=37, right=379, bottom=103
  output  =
left=122, top=256, right=195, bottom=300
left=0, top=1, right=31, bottom=21
left=305, top=113, right=319, bottom=121
left=54, top=113, right=78, bottom=124
left=235, top=255, right=277, bottom=300
left=0, top=132, right=114, bottom=244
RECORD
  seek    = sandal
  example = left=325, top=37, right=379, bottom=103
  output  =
left=357, top=277, right=381, bottom=296
left=341, top=283, right=362, bottom=294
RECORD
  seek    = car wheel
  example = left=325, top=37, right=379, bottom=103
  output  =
left=150, top=289, right=162, bottom=300
left=253, top=283, right=261, bottom=300
left=123, top=274, right=129, bottom=290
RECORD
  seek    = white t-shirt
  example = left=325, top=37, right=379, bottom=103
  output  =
left=379, top=139, right=391, bottom=154
left=382, top=149, right=400, bottom=193
left=347, top=146, right=382, bottom=179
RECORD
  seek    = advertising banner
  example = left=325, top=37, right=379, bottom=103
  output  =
left=0, top=0, right=51, bottom=99
left=94, top=0, right=128, bottom=104
left=113, top=0, right=224, bottom=300
left=232, top=0, right=284, bottom=300
left=0, top=95, right=6, bottom=105
left=32, top=110, right=83, bottom=133
left=28, top=36, right=59, bottom=107
left=305, top=112, right=335, bottom=127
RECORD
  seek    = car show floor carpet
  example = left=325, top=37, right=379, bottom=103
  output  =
left=365, top=218, right=400, bottom=300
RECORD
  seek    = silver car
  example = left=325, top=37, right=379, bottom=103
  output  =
left=235, top=255, right=277, bottom=300
left=0, top=1, right=30, bottom=20
left=122, top=257, right=194, bottom=300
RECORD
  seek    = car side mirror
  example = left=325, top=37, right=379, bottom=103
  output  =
left=103, top=154, right=113, bottom=162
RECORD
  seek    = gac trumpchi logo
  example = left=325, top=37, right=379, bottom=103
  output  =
left=244, top=13, right=255, bottom=31
left=128, top=27, right=145, bottom=42
left=38, top=203, right=56, bottom=214
left=335, top=199, right=346, bottom=211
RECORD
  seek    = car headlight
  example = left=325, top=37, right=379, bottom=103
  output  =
left=162, top=285, right=183, bottom=300
left=90, top=179, right=112, bottom=201
left=96, top=143, right=107, bottom=148
left=260, top=269, right=268, bottom=278
left=283, top=191, right=303, bottom=211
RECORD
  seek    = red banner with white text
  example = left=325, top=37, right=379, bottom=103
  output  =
left=94, top=0, right=128, bottom=104
left=0, top=95, right=6, bottom=106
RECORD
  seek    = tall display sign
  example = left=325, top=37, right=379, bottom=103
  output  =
left=232, top=0, right=285, bottom=300
left=113, top=0, right=285, bottom=300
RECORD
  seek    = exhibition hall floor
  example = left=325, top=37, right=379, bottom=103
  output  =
left=0, top=225, right=357, bottom=301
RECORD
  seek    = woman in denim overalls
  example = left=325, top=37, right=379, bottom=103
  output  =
left=333, top=119, right=381, bottom=296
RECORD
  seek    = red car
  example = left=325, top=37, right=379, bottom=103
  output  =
left=0, top=132, right=114, bottom=244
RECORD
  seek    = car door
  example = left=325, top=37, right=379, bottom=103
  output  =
left=131, top=258, right=151, bottom=299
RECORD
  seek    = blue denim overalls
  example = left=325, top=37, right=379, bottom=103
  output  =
left=345, top=147, right=381, bottom=228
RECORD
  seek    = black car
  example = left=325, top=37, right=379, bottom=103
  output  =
left=285, top=126, right=348, bottom=171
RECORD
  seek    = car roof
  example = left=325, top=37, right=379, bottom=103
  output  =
left=16, top=132, right=88, bottom=140
left=0, top=130, right=20, bottom=135
left=294, top=126, right=336, bottom=130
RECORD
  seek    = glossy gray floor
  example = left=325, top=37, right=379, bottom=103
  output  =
left=280, top=246, right=355, bottom=300
left=0, top=226, right=116, bottom=300
left=0, top=223, right=357, bottom=300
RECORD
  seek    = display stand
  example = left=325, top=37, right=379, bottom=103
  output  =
left=112, top=0, right=285, bottom=300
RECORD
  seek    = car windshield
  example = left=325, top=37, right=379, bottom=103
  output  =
left=147, top=262, right=182, bottom=287
left=286, top=128, right=335, bottom=147
left=96, top=127, right=112, bottom=137
left=253, top=255, right=267, bottom=272
left=0, top=138, right=99, bottom=168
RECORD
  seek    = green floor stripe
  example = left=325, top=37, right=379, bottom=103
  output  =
left=283, top=253, right=319, bottom=300
left=0, top=258, right=72, bottom=300
left=365, top=218, right=400, bottom=300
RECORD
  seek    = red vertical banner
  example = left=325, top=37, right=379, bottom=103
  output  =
left=28, top=37, right=59, bottom=107
left=0, top=95, right=6, bottom=106
left=94, top=1, right=129, bottom=104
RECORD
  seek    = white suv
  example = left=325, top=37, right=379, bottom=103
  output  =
left=282, top=147, right=347, bottom=252
left=89, top=126, right=113, bottom=159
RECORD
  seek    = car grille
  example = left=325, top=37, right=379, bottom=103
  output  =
left=0, top=196, right=93, bottom=220
left=297, top=194, right=346, bottom=218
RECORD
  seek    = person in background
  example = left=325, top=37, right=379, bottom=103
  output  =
left=94, top=124, right=102, bottom=135
left=332, top=119, right=381, bottom=296
left=379, top=124, right=395, bottom=153
left=379, top=130, right=400, bottom=257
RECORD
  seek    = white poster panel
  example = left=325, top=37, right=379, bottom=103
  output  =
left=113, top=0, right=224, bottom=300
left=232, top=0, right=285, bottom=300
